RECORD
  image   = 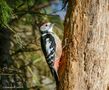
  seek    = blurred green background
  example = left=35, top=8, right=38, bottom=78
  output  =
left=0, top=0, right=65, bottom=90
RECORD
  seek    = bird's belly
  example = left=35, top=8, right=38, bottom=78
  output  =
left=53, top=34, right=62, bottom=60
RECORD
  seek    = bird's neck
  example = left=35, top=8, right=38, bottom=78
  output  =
left=41, top=31, right=48, bottom=34
left=41, top=30, right=54, bottom=34
left=41, top=30, right=54, bottom=36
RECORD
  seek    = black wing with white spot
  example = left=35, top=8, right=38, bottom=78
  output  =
left=41, top=33, right=56, bottom=66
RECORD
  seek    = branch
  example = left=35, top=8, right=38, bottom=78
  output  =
left=9, top=1, right=58, bottom=24
left=31, top=2, right=51, bottom=11
left=11, top=48, right=41, bottom=56
left=31, top=0, right=57, bottom=11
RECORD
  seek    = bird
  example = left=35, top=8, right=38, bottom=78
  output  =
left=39, top=22, right=62, bottom=84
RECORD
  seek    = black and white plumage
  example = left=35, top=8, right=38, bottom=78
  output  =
left=41, top=33, right=56, bottom=65
left=40, top=22, right=61, bottom=84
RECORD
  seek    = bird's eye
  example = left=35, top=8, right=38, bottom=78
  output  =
left=45, top=24, right=48, bottom=27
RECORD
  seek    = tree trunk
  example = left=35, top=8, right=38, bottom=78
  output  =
left=0, top=28, right=12, bottom=89
left=58, top=0, right=109, bottom=90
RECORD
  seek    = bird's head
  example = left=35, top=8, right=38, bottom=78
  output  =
left=40, top=22, right=54, bottom=33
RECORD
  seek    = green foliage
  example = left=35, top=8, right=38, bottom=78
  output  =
left=27, top=0, right=35, bottom=7
left=31, top=54, right=40, bottom=61
left=6, top=0, right=23, bottom=9
left=24, top=14, right=34, bottom=25
left=35, top=0, right=49, bottom=4
left=0, top=0, right=12, bottom=27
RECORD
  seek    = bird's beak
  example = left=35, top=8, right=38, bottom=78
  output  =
left=50, top=23, right=55, bottom=29
left=51, top=23, right=55, bottom=27
left=52, top=23, right=55, bottom=26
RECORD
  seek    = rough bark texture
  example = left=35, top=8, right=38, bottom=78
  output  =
left=58, top=0, right=109, bottom=90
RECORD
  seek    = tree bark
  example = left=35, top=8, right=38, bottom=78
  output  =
left=58, top=0, right=109, bottom=90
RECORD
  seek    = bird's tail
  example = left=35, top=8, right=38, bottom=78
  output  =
left=50, top=67, right=59, bottom=85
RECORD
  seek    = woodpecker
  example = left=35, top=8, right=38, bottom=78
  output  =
left=39, top=22, right=62, bottom=84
